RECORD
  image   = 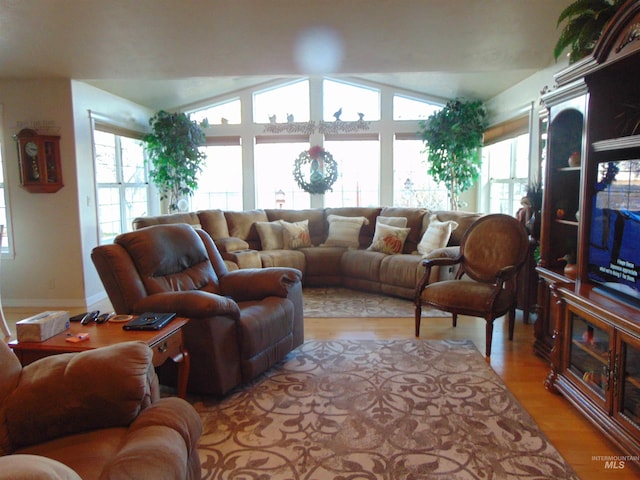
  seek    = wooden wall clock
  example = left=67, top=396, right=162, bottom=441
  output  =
left=15, top=128, right=63, bottom=193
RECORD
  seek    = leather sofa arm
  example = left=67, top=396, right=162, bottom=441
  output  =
left=219, top=267, right=303, bottom=301
left=101, top=397, right=202, bottom=480
left=4, top=342, right=157, bottom=451
left=133, top=291, right=241, bottom=319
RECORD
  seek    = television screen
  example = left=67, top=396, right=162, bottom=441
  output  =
left=587, top=160, right=640, bottom=305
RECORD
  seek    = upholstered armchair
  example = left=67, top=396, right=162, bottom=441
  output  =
left=91, top=223, right=304, bottom=396
left=0, top=340, right=202, bottom=479
left=415, top=214, right=529, bottom=356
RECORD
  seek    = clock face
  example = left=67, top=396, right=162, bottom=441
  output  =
left=25, top=141, right=38, bottom=157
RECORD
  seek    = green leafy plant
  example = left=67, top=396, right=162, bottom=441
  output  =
left=144, top=110, right=208, bottom=212
left=554, top=0, right=625, bottom=63
left=418, top=99, right=488, bottom=210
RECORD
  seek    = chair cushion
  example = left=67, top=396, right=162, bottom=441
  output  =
left=420, top=280, right=514, bottom=315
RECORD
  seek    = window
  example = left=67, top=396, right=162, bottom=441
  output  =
left=192, top=142, right=243, bottom=211
left=323, top=79, right=380, bottom=121
left=94, top=129, right=149, bottom=244
left=393, top=95, right=441, bottom=120
left=254, top=80, right=310, bottom=124
left=254, top=139, right=311, bottom=209
left=483, top=133, right=530, bottom=215
left=190, top=98, right=241, bottom=125
left=0, top=144, right=8, bottom=253
left=393, top=137, right=448, bottom=209
left=323, top=137, right=380, bottom=207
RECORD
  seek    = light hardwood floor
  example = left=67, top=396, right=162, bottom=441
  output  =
left=3, top=304, right=639, bottom=479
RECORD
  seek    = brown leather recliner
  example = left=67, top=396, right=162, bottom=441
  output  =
left=91, top=223, right=304, bottom=396
left=0, top=341, right=202, bottom=479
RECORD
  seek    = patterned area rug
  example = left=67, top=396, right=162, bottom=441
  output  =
left=303, top=287, right=448, bottom=318
left=195, top=339, right=578, bottom=479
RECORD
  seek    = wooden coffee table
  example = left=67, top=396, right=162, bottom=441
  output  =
left=9, top=317, right=190, bottom=399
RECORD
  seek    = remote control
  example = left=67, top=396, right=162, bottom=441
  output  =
left=95, top=312, right=115, bottom=324
left=80, top=311, right=100, bottom=325
left=70, top=312, right=86, bottom=322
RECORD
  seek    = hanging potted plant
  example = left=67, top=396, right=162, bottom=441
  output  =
left=418, top=98, right=488, bottom=210
left=144, top=110, right=208, bottom=212
left=553, top=0, right=626, bottom=64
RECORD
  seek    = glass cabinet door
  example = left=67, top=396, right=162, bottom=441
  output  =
left=615, top=332, right=640, bottom=436
left=566, top=308, right=612, bottom=404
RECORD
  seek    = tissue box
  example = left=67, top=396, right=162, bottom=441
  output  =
left=16, top=311, right=70, bottom=342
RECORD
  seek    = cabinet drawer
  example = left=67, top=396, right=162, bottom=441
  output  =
left=151, top=330, right=184, bottom=367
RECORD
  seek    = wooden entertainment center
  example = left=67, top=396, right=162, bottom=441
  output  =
left=535, top=1, right=640, bottom=456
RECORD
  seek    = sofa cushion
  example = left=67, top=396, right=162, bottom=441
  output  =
left=417, top=215, right=459, bottom=255
left=255, top=220, right=284, bottom=250
left=430, top=211, right=483, bottom=246
left=376, top=216, right=408, bottom=228
left=301, top=246, right=346, bottom=279
left=341, top=249, right=386, bottom=282
left=266, top=208, right=326, bottom=246
left=197, top=209, right=231, bottom=239
left=322, top=215, right=369, bottom=249
left=215, top=236, right=250, bottom=253
left=225, top=209, right=269, bottom=248
left=380, top=207, right=428, bottom=253
left=132, top=212, right=200, bottom=230
left=367, top=223, right=411, bottom=254
left=282, top=219, right=312, bottom=249
left=259, top=249, right=306, bottom=273
left=379, top=254, right=424, bottom=288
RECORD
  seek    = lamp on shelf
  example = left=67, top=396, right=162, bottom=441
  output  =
left=275, top=189, right=285, bottom=208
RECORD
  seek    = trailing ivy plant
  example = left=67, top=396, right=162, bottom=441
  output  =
left=144, top=110, right=208, bottom=212
left=554, top=0, right=625, bottom=64
left=418, top=99, right=487, bottom=210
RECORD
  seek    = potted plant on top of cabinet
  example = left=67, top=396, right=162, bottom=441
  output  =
left=554, top=0, right=626, bottom=63
left=144, top=110, right=209, bottom=212
left=418, top=98, right=487, bottom=210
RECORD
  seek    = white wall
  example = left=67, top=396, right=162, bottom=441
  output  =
left=70, top=81, right=153, bottom=306
left=0, top=79, right=152, bottom=308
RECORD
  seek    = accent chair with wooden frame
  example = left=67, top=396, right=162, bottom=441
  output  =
left=414, top=214, right=529, bottom=356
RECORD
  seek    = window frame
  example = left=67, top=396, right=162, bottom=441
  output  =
left=91, top=121, right=150, bottom=245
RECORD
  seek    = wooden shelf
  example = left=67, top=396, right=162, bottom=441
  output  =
left=571, top=338, right=608, bottom=363
left=592, top=134, right=640, bottom=152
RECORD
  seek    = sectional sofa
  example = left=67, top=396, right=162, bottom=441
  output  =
left=133, top=207, right=483, bottom=300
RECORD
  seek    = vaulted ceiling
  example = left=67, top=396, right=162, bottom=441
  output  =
left=0, top=0, right=572, bottom=110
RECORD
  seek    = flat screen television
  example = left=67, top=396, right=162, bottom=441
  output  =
left=587, top=160, right=640, bottom=306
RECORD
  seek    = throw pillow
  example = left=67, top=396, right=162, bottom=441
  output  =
left=367, top=223, right=411, bottom=254
left=417, top=215, right=459, bottom=255
left=376, top=216, right=408, bottom=228
left=282, top=219, right=312, bottom=249
left=321, top=215, right=369, bottom=249
left=255, top=220, right=284, bottom=250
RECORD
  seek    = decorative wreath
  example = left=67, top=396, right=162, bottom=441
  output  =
left=293, top=145, right=338, bottom=194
